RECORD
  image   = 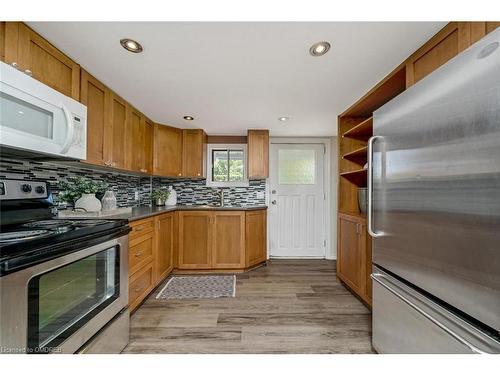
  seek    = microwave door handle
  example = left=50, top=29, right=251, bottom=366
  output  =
left=367, top=135, right=384, bottom=237
left=60, top=104, right=75, bottom=154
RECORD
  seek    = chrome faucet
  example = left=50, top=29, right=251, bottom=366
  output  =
left=216, top=188, right=225, bottom=207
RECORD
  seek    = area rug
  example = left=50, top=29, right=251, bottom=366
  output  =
left=156, top=275, right=236, bottom=299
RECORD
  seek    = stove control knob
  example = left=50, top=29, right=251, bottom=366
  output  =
left=21, top=183, right=32, bottom=193
left=35, top=186, right=45, bottom=194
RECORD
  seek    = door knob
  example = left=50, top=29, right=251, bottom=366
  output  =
left=271, top=200, right=277, bottom=205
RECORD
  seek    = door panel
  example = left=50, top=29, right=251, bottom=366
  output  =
left=109, top=94, right=127, bottom=169
left=143, top=117, right=154, bottom=174
left=155, top=213, right=173, bottom=282
left=269, top=143, right=325, bottom=258
left=178, top=212, right=211, bottom=269
left=246, top=210, right=267, bottom=267
left=154, top=124, right=183, bottom=177
left=182, top=129, right=206, bottom=178
left=212, top=212, right=245, bottom=269
left=338, top=215, right=363, bottom=295
left=127, top=106, right=142, bottom=172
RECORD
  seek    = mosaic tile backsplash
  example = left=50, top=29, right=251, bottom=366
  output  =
left=0, top=157, right=266, bottom=209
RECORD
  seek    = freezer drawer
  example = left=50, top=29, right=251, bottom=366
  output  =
left=372, top=267, right=500, bottom=354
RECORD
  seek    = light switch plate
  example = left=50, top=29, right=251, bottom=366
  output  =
left=134, top=191, right=139, bottom=201
left=256, top=191, right=265, bottom=199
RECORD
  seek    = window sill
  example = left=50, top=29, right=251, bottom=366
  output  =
left=205, top=180, right=250, bottom=188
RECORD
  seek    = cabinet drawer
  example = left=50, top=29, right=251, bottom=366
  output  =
left=129, top=262, right=154, bottom=311
left=129, top=233, right=154, bottom=275
left=129, top=218, right=155, bottom=240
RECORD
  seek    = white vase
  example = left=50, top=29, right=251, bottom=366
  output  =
left=101, top=190, right=117, bottom=211
left=75, top=193, right=102, bottom=212
left=165, top=186, right=177, bottom=206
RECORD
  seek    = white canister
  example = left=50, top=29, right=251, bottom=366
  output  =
left=165, top=186, right=177, bottom=206
left=75, top=193, right=102, bottom=212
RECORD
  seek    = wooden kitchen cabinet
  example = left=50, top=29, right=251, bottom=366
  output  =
left=142, top=117, right=154, bottom=174
left=2, top=22, right=80, bottom=100
left=129, top=261, right=155, bottom=312
left=182, top=129, right=207, bottom=178
left=212, top=211, right=246, bottom=269
left=80, top=70, right=109, bottom=166
left=126, top=105, right=143, bottom=173
left=245, top=209, right=267, bottom=268
left=337, top=213, right=371, bottom=306
left=178, top=211, right=212, bottom=269
left=108, top=93, right=128, bottom=170
left=154, top=124, right=183, bottom=177
left=155, top=213, right=174, bottom=282
left=248, top=129, right=269, bottom=179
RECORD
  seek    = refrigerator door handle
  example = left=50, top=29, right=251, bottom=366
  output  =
left=367, top=135, right=384, bottom=238
left=371, top=272, right=490, bottom=354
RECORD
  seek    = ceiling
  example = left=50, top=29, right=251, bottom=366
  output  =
left=29, top=22, right=445, bottom=136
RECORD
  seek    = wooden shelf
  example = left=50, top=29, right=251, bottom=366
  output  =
left=340, top=168, right=367, bottom=187
left=342, top=146, right=367, bottom=166
left=342, top=117, right=373, bottom=141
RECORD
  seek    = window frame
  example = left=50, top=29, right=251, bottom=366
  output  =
left=206, top=143, right=249, bottom=187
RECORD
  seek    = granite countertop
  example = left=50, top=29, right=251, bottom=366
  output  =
left=107, top=205, right=268, bottom=222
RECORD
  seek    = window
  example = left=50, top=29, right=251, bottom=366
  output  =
left=278, top=149, right=316, bottom=184
left=207, top=144, right=248, bottom=187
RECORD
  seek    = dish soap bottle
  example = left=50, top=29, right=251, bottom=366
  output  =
left=166, top=186, right=177, bottom=206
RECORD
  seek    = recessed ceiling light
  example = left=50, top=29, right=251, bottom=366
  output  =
left=278, top=117, right=290, bottom=122
left=309, top=41, right=331, bottom=57
left=183, top=116, right=194, bottom=121
left=120, top=38, right=143, bottom=53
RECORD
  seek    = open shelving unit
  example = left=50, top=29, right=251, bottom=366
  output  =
left=342, top=117, right=373, bottom=142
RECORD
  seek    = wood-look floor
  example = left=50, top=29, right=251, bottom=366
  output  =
left=123, top=260, right=374, bottom=354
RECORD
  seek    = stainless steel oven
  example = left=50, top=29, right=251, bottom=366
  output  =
left=0, top=234, right=129, bottom=354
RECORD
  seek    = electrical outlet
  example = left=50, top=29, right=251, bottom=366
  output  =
left=256, top=191, right=265, bottom=199
left=134, top=191, right=139, bottom=201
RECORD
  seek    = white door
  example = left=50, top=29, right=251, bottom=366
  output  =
left=269, top=143, right=326, bottom=258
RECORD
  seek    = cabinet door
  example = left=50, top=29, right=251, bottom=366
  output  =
left=129, top=261, right=154, bottom=312
left=80, top=70, right=109, bottom=166
left=178, top=211, right=212, bottom=269
left=246, top=209, right=267, bottom=267
left=212, top=211, right=245, bottom=269
left=155, top=213, right=174, bottom=282
left=337, top=215, right=365, bottom=297
left=182, top=129, right=206, bottom=178
left=109, top=93, right=128, bottom=169
left=470, top=22, right=500, bottom=44
left=406, top=22, right=470, bottom=87
left=16, top=23, right=80, bottom=100
left=126, top=106, right=142, bottom=172
left=154, top=124, right=183, bottom=177
left=142, top=117, right=154, bottom=174
left=248, top=130, right=269, bottom=179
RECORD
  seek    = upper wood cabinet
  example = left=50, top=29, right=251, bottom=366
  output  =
left=178, top=211, right=212, bottom=269
left=2, top=22, right=80, bottom=100
left=212, top=211, right=245, bottom=269
left=80, top=70, right=109, bottom=166
left=142, top=117, right=154, bottom=174
left=126, top=105, right=143, bottom=173
left=248, top=129, right=269, bottom=179
left=155, top=213, right=174, bottom=282
left=182, top=129, right=207, bottom=178
left=108, top=93, right=128, bottom=170
left=245, top=209, right=267, bottom=268
left=154, top=124, right=183, bottom=177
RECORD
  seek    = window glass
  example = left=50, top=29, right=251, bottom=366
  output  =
left=212, top=149, right=245, bottom=182
left=278, top=149, right=316, bottom=184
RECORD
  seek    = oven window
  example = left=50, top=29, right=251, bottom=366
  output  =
left=27, top=247, right=119, bottom=351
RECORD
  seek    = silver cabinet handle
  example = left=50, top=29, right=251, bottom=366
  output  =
left=371, top=273, right=489, bottom=354
left=11, top=62, right=19, bottom=69
left=367, top=135, right=383, bottom=238
left=24, top=69, right=33, bottom=76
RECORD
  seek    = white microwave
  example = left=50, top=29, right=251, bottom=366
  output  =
left=0, top=61, right=87, bottom=160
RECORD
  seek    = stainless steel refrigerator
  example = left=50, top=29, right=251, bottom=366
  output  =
left=369, top=27, right=500, bottom=354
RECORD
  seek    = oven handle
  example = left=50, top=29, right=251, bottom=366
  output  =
left=60, top=104, right=75, bottom=154
left=371, top=272, right=489, bottom=354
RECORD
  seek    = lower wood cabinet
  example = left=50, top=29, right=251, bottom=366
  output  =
left=177, top=210, right=267, bottom=271
left=129, top=262, right=155, bottom=312
left=245, top=209, right=267, bottom=267
left=155, top=212, right=174, bottom=282
left=337, top=213, right=372, bottom=306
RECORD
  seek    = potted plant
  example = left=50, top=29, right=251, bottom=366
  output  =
left=58, top=177, right=109, bottom=212
left=151, top=188, right=170, bottom=206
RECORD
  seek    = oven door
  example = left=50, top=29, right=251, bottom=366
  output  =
left=0, top=234, right=128, bottom=354
left=0, top=61, right=86, bottom=160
